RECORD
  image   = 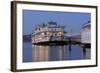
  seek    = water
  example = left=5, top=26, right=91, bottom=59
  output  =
left=23, top=42, right=91, bottom=62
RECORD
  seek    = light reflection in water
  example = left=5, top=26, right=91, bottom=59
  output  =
left=32, top=45, right=49, bottom=62
left=23, top=42, right=91, bottom=62
left=30, top=44, right=91, bottom=62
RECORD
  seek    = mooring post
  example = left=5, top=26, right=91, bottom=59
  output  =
left=68, top=37, right=72, bottom=52
left=83, top=46, right=86, bottom=59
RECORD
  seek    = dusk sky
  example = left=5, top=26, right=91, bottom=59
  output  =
left=23, top=10, right=91, bottom=35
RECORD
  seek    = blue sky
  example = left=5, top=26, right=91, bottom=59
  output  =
left=23, top=10, right=91, bottom=35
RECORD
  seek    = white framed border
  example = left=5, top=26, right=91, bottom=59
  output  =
left=11, top=1, right=97, bottom=71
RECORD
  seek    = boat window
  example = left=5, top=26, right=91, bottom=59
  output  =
left=44, top=32, right=47, bottom=35
left=54, top=28, right=56, bottom=31
left=38, top=28, right=40, bottom=31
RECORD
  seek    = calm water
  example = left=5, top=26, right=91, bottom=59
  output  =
left=23, top=42, right=91, bottom=62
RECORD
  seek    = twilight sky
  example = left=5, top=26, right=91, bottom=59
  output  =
left=23, top=10, right=91, bottom=35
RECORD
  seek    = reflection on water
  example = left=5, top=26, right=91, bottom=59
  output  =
left=23, top=42, right=91, bottom=62
left=32, top=45, right=49, bottom=62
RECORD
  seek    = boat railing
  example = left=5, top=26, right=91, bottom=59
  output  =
left=49, top=36, right=67, bottom=41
